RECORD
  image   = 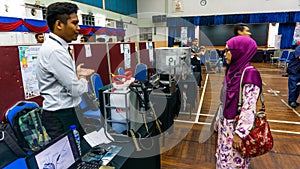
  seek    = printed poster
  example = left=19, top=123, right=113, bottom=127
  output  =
left=123, top=44, right=131, bottom=69
left=18, top=46, right=40, bottom=99
left=147, top=42, right=154, bottom=63
left=84, top=44, right=92, bottom=57
left=293, top=22, right=300, bottom=45
left=275, top=34, right=282, bottom=50
left=181, top=27, right=188, bottom=45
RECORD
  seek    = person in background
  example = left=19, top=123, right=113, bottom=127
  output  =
left=36, top=2, right=94, bottom=139
left=35, top=33, right=44, bottom=43
left=96, top=37, right=106, bottom=42
left=80, top=36, right=88, bottom=43
left=214, top=36, right=262, bottom=169
left=224, top=23, right=253, bottom=74
left=287, top=45, right=300, bottom=108
left=107, top=38, right=113, bottom=42
left=190, top=38, right=204, bottom=87
left=233, top=23, right=251, bottom=37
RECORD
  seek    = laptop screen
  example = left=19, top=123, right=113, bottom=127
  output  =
left=26, top=131, right=80, bottom=169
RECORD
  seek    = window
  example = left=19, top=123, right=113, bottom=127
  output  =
left=140, top=28, right=152, bottom=41
left=82, top=14, right=95, bottom=26
left=41, top=7, right=47, bottom=20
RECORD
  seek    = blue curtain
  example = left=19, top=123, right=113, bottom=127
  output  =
left=224, top=14, right=250, bottom=24
left=199, top=16, right=214, bottom=26
left=167, top=12, right=300, bottom=48
left=194, top=16, right=200, bottom=26
left=167, top=17, right=195, bottom=27
left=278, top=23, right=295, bottom=49
left=168, top=27, right=178, bottom=47
left=294, top=12, right=300, bottom=22
left=250, top=12, right=289, bottom=23
left=167, top=18, right=177, bottom=27
left=214, top=15, right=224, bottom=25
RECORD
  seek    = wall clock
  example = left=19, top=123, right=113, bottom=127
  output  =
left=200, top=0, right=207, bottom=6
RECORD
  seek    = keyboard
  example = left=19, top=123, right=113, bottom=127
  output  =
left=76, top=161, right=102, bottom=169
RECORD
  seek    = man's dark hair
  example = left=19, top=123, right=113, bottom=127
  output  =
left=81, top=36, right=88, bottom=42
left=46, top=2, right=79, bottom=32
left=35, top=33, right=43, bottom=39
left=192, top=38, right=198, bottom=42
left=233, top=23, right=248, bottom=36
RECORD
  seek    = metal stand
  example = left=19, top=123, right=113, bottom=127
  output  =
left=103, top=88, right=131, bottom=135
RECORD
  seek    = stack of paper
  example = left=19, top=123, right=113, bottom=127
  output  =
left=83, top=128, right=114, bottom=147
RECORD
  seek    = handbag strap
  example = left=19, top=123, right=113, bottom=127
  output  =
left=238, top=66, right=265, bottom=113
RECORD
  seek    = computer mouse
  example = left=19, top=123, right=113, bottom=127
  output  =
left=91, top=147, right=107, bottom=155
left=90, top=159, right=103, bottom=165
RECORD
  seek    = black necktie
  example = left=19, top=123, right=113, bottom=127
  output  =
left=68, top=47, right=74, bottom=60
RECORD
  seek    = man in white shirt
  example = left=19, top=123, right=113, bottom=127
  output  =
left=36, top=2, right=94, bottom=139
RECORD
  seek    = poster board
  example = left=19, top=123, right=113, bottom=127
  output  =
left=18, top=46, right=40, bottom=99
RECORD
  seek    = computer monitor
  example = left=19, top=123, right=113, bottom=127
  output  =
left=26, top=131, right=80, bottom=169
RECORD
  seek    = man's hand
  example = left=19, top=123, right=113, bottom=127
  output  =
left=77, top=63, right=95, bottom=79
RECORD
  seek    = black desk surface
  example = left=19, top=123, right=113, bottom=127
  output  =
left=80, top=126, right=160, bottom=169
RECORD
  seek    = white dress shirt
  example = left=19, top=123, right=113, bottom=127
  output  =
left=36, top=33, right=88, bottom=111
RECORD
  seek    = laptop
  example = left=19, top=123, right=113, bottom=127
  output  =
left=26, top=130, right=122, bottom=169
left=26, top=130, right=81, bottom=169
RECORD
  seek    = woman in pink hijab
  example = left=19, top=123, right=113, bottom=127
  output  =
left=214, top=36, right=262, bottom=169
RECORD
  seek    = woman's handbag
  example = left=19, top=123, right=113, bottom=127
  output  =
left=236, top=66, right=274, bottom=158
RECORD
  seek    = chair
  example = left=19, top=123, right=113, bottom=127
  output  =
left=284, top=51, right=295, bottom=64
left=80, top=74, right=103, bottom=131
left=209, top=50, right=219, bottom=62
left=277, top=50, right=289, bottom=68
left=283, top=51, right=295, bottom=71
left=270, top=50, right=280, bottom=64
left=90, top=73, right=104, bottom=100
left=78, top=93, right=102, bottom=132
left=135, top=63, right=147, bottom=81
left=118, top=67, right=125, bottom=75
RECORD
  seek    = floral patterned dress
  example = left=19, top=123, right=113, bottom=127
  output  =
left=216, top=84, right=260, bottom=169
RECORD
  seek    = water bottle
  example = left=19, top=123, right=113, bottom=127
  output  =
left=70, top=125, right=82, bottom=156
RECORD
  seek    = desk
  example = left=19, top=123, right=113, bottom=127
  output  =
left=79, top=126, right=160, bottom=169
left=112, top=135, right=160, bottom=169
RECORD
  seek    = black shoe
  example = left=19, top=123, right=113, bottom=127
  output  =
left=289, top=102, right=298, bottom=108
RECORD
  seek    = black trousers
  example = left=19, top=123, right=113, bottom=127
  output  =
left=42, top=107, right=85, bottom=140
